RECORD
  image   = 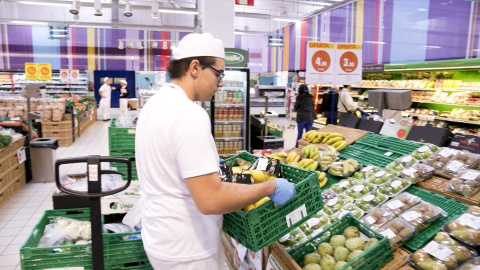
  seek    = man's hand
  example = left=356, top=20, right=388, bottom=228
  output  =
left=269, top=178, right=296, bottom=206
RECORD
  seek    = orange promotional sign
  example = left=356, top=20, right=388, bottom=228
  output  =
left=335, top=43, right=362, bottom=85
left=305, top=42, right=335, bottom=84
left=25, top=63, right=39, bottom=80
left=38, top=63, right=52, bottom=81
left=70, top=69, right=79, bottom=82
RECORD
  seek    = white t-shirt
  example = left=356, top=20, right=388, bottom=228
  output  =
left=99, top=83, right=111, bottom=99
left=135, top=83, right=221, bottom=261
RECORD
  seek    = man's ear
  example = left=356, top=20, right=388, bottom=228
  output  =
left=189, top=59, right=202, bottom=79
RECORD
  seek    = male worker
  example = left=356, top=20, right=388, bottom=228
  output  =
left=135, top=33, right=296, bottom=269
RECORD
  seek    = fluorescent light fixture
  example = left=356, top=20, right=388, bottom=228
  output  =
left=312, top=2, right=332, bottom=6
left=118, top=41, right=124, bottom=49
left=272, top=18, right=300, bottom=23
left=10, top=20, right=48, bottom=25
left=123, top=1, right=132, bottom=17
left=18, top=1, right=70, bottom=7
left=364, top=41, right=386, bottom=44
left=137, top=41, right=144, bottom=49
left=424, top=45, right=441, bottom=49
left=157, top=9, right=199, bottom=15
left=417, top=8, right=428, bottom=11
left=151, top=42, right=158, bottom=48
left=269, top=38, right=283, bottom=41
left=94, top=0, right=102, bottom=16
left=51, top=29, right=68, bottom=32
left=51, top=34, right=68, bottom=38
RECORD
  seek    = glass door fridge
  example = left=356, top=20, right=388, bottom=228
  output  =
left=209, top=67, right=250, bottom=159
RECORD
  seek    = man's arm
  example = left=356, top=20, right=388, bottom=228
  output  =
left=186, top=172, right=277, bottom=215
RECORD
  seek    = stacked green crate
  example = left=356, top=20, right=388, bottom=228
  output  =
left=109, top=119, right=137, bottom=180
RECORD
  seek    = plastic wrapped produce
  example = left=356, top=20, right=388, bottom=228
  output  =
left=400, top=163, right=435, bottom=184
left=468, top=206, right=480, bottom=216
left=364, top=169, right=396, bottom=185
left=361, top=207, right=395, bottom=230
left=400, top=202, right=447, bottom=230
left=409, top=232, right=476, bottom=270
left=351, top=165, right=383, bottom=181
left=321, top=189, right=337, bottom=204
left=354, top=191, right=388, bottom=212
left=328, top=159, right=361, bottom=178
left=330, top=177, right=361, bottom=194
left=442, top=213, right=480, bottom=246
left=323, top=193, right=354, bottom=215
left=318, top=146, right=340, bottom=171
left=330, top=204, right=364, bottom=223
left=447, top=169, right=480, bottom=197
left=279, top=227, right=308, bottom=251
left=450, top=151, right=480, bottom=169
left=378, top=218, right=416, bottom=250
left=424, top=147, right=460, bottom=171
left=411, top=144, right=438, bottom=161
left=344, top=182, right=376, bottom=200
left=378, top=178, right=412, bottom=197
left=382, top=192, right=422, bottom=216
left=457, top=256, right=480, bottom=269
left=386, top=156, right=419, bottom=172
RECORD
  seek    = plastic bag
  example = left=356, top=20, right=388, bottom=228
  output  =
left=330, top=203, right=364, bottom=223
left=328, top=159, right=361, bottom=178
left=115, top=115, right=135, bottom=127
left=330, top=177, right=361, bottom=194
left=364, top=169, right=396, bottom=185
left=52, top=217, right=92, bottom=240
left=378, top=177, right=412, bottom=197
left=386, top=155, right=418, bottom=173
left=318, top=146, right=339, bottom=171
left=103, top=223, right=135, bottom=233
left=458, top=256, right=480, bottom=269
left=344, top=182, right=376, bottom=200
left=38, top=224, right=67, bottom=247
left=323, top=193, right=354, bottom=215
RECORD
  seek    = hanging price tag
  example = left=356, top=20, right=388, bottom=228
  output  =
left=17, top=147, right=26, bottom=164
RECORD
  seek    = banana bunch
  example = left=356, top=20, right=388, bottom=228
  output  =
left=298, top=158, right=319, bottom=171
left=264, top=151, right=288, bottom=162
left=302, top=145, right=321, bottom=160
left=328, top=159, right=360, bottom=177
left=286, top=152, right=301, bottom=166
left=303, top=130, right=323, bottom=143
left=319, top=146, right=340, bottom=170
left=321, top=132, right=348, bottom=151
left=317, top=171, right=328, bottom=188
left=242, top=170, right=276, bottom=183
left=244, top=197, right=271, bottom=213
left=232, top=164, right=251, bottom=174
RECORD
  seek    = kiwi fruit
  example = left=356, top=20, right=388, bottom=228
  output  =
left=399, top=228, right=413, bottom=238
left=422, top=211, right=435, bottom=221
left=440, top=157, right=451, bottom=164
left=391, top=221, right=404, bottom=231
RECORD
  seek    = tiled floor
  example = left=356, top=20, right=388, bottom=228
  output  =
left=0, top=107, right=300, bottom=270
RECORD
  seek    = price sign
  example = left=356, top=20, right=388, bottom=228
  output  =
left=305, top=42, right=335, bottom=85
left=70, top=69, right=80, bottom=83
left=25, top=63, right=39, bottom=80
left=38, top=63, right=52, bottom=81
left=60, top=69, right=70, bottom=83
left=334, top=43, right=362, bottom=85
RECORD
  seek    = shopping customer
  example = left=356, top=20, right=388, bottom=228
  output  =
left=98, top=77, right=112, bottom=121
left=321, top=85, right=340, bottom=125
left=294, top=84, right=317, bottom=147
left=337, top=85, right=359, bottom=119
left=119, top=80, right=130, bottom=115
left=134, top=33, right=296, bottom=270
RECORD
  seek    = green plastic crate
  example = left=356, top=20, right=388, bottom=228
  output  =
left=109, top=119, right=136, bottom=152
left=404, top=186, right=468, bottom=251
left=340, top=145, right=396, bottom=168
left=106, top=261, right=152, bottom=270
left=20, top=208, right=93, bottom=270
left=289, top=214, right=394, bottom=270
left=109, top=150, right=135, bottom=158
left=103, top=231, right=150, bottom=268
left=355, top=132, right=423, bottom=156
left=111, top=161, right=137, bottom=180
left=223, top=152, right=322, bottom=252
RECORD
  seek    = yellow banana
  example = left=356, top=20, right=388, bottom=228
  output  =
left=267, top=174, right=277, bottom=180
left=308, top=161, right=319, bottom=171
left=244, top=205, right=255, bottom=213
left=294, top=155, right=301, bottom=163
left=332, top=140, right=344, bottom=148
left=327, top=137, right=343, bottom=145
left=298, top=159, right=308, bottom=168
left=290, top=161, right=299, bottom=166
left=343, top=160, right=350, bottom=175
left=320, top=177, right=328, bottom=188
left=327, top=146, right=337, bottom=152
left=232, top=166, right=243, bottom=174
left=250, top=170, right=269, bottom=183
left=311, top=152, right=320, bottom=160
left=303, top=159, right=315, bottom=168
left=254, top=197, right=271, bottom=208
left=348, top=159, right=359, bottom=168
left=323, top=133, right=344, bottom=143
left=317, top=171, right=326, bottom=181
left=335, top=141, right=348, bottom=151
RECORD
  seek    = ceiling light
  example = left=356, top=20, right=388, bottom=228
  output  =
left=124, top=1, right=133, bottom=17
left=364, top=41, right=386, bottom=44
left=73, top=14, right=79, bottom=20
left=118, top=41, right=124, bottom=49
left=169, top=0, right=180, bottom=9
left=18, top=1, right=69, bottom=7
left=126, top=42, right=133, bottom=49
left=69, top=0, right=80, bottom=15
left=272, top=17, right=300, bottom=23
left=151, top=2, right=159, bottom=18
left=157, top=9, right=199, bottom=15
left=151, top=42, right=158, bottom=49
left=312, top=2, right=332, bottom=6
left=137, top=41, right=144, bottom=50
left=424, top=45, right=441, bottom=49
left=10, top=20, right=48, bottom=25
left=94, top=9, right=103, bottom=16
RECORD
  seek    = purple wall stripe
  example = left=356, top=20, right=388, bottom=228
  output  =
left=289, top=24, right=296, bottom=71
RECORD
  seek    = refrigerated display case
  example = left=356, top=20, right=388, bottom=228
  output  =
left=205, top=68, right=250, bottom=158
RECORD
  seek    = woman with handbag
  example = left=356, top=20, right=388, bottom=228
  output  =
left=294, top=84, right=317, bottom=147
left=337, top=85, right=359, bottom=119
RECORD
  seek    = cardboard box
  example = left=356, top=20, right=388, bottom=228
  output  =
left=100, top=182, right=141, bottom=215
left=357, top=118, right=384, bottom=133
left=407, top=125, right=452, bottom=146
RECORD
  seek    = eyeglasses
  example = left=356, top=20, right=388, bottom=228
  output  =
left=200, top=61, right=225, bottom=83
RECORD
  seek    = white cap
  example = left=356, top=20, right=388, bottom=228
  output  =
left=103, top=77, right=110, bottom=83
left=120, top=80, right=127, bottom=85
left=172, top=33, right=225, bottom=60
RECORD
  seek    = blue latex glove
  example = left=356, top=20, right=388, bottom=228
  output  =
left=219, top=158, right=224, bottom=165
left=269, top=178, right=296, bottom=206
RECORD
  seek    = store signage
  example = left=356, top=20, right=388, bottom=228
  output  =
left=379, top=122, right=411, bottom=139
left=225, top=48, right=249, bottom=67
left=334, top=43, right=362, bottom=85
left=38, top=63, right=52, bottom=81
left=449, top=134, right=480, bottom=154
left=305, top=42, right=335, bottom=85
left=25, top=63, right=38, bottom=80
left=235, top=0, right=254, bottom=6
left=363, top=64, right=384, bottom=72
left=70, top=69, right=80, bottom=83
left=60, top=69, right=69, bottom=83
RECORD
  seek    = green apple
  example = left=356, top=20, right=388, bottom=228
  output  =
left=395, top=165, right=403, bottom=171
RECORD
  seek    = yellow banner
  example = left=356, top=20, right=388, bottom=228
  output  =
left=38, top=63, right=52, bottom=81
left=336, top=43, right=362, bottom=50
left=25, top=63, right=39, bottom=80
left=308, top=42, right=335, bottom=49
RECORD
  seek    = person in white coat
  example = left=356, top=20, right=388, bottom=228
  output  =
left=99, top=77, right=112, bottom=121
left=337, top=85, right=359, bottom=119
left=133, top=33, right=296, bottom=270
left=119, top=80, right=129, bottom=115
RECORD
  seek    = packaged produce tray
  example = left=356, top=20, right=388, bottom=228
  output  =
left=223, top=152, right=322, bottom=252
left=288, top=213, right=394, bottom=270
left=20, top=208, right=94, bottom=270
left=355, top=132, right=423, bottom=156
left=404, top=186, right=469, bottom=251
left=299, top=125, right=368, bottom=151
left=417, top=176, right=480, bottom=206
left=340, top=144, right=397, bottom=168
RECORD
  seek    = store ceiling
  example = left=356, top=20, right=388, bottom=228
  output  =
left=0, top=0, right=353, bottom=34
